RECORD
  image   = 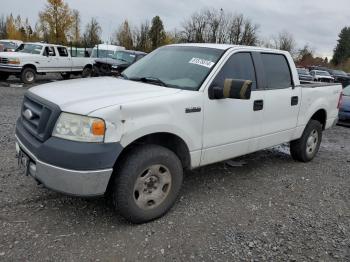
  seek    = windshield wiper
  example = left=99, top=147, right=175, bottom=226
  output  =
left=129, top=76, right=168, bottom=87
left=118, top=58, right=129, bottom=63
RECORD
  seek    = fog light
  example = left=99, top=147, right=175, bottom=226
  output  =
left=15, top=142, right=20, bottom=155
left=29, top=162, right=37, bottom=177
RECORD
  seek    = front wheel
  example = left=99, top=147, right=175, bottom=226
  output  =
left=113, top=145, right=183, bottom=224
left=82, top=66, right=92, bottom=78
left=21, top=67, right=36, bottom=84
left=290, top=120, right=322, bottom=162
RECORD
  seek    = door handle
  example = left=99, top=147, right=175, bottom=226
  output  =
left=253, top=100, right=264, bottom=111
left=291, top=96, right=299, bottom=106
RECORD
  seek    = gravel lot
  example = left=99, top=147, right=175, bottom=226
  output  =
left=0, top=79, right=349, bottom=261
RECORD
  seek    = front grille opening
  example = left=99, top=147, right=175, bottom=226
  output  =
left=20, top=94, right=59, bottom=142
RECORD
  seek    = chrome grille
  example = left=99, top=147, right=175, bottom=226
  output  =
left=0, top=57, right=9, bottom=64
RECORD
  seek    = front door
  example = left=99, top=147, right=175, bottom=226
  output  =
left=55, top=46, right=72, bottom=72
left=201, top=51, right=264, bottom=166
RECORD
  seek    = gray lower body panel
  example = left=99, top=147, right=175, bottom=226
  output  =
left=16, top=136, right=113, bottom=197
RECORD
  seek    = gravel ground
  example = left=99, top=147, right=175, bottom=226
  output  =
left=0, top=81, right=349, bottom=261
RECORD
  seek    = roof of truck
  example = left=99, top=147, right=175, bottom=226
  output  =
left=169, top=43, right=287, bottom=54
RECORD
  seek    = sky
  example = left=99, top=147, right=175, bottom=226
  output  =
left=1, top=0, right=350, bottom=58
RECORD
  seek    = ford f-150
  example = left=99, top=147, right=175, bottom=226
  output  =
left=15, top=44, right=342, bottom=223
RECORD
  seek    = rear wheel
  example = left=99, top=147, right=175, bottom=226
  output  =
left=21, top=67, right=36, bottom=84
left=113, top=145, right=183, bottom=224
left=0, top=72, right=9, bottom=81
left=290, top=120, right=322, bottom=162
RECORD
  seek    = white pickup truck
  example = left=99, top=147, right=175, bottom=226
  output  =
left=15, top=44, right=342, bottom=223
left=0, top=42, right=94, bottom=84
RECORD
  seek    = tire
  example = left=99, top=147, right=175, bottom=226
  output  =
left=82, top=66, right=92, bottom=78
left=61, top=72, right=71, bottom=80
left=21, top=67, right=36, bottom=84
left=0, top=72, right=9, bottom=81
left=113, top=144, right=183, bottom=224
left=290, top=120, right=322, bottom=162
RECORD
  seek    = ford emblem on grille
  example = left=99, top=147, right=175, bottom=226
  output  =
left=23, top=109, right=34, bottom=120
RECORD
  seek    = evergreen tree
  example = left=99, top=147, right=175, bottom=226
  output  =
left=149, top=16, right=166, bottom=50
left=332, top=27, right=350, bottom=65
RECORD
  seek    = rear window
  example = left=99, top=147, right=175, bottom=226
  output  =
left=261, top=53, right=292, bottom=89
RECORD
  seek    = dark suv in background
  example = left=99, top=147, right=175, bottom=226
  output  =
left=92, top=50, right=147, bottom=77
left=329, top=69, right=350, bottom=87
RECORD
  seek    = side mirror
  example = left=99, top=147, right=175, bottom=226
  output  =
left=209, top=79, right=252, bottom=100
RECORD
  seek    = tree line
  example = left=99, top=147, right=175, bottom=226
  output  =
left=0, top=0, right=350, bottom=71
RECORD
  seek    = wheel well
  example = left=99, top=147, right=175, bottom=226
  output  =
left=84, top=64, right=93, bottom=69
left=310, top=109, right=326, bottom=129
left=118, top=133, right=191, bottom=170
left=22, top=64, right=37, bottom=73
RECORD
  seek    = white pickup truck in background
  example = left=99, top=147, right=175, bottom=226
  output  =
left=15, top=44, right=342, bottom=223
left=0, top=42, right=94, bottom=84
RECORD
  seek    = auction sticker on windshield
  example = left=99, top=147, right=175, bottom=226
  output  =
left=189, top=58, right=215, bottom=68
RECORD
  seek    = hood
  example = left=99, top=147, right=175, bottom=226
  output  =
left=94, top=58, right=129, bottom=66
left=0, top=52, right=39, bottom=58
left=29, top=77, right=181, bottom=115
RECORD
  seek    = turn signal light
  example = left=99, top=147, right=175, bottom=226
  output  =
left=91, top=120, right=105, bottom=136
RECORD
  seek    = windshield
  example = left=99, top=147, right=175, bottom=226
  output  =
left=91, top=48, right=115, bottom=58
left=112, top=51, right=136, bottom=63
left=0, top=41, right=18, bottom=50
left=16, top=44, right=43, bottom=54
left=343, top=86, right=350, bottom=96
left=123, top=46, right=225, bottom=90
left=316, top=71, right=331, bottom=76
left=297, top=68, right=309, bottom=75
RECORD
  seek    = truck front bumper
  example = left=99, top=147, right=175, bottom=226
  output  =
left=0, top=64, right=22, bottom=73
left=15, top=119, right=123, bottom=197
left=16, top=136, right=113, bottom=196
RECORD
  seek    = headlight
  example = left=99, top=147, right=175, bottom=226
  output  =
left=8, top=58, right=20, bottom=64
left=52, top=113, right=106, bottom=142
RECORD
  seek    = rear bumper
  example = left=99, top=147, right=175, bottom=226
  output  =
left=0, top=64, right=22, bottom=73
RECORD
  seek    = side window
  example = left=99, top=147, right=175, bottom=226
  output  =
left=46, top=46, right=56, bottom=56
left=212, top=52, right=257, bottom=90
left=261, top=53, right=292, bottom=89
left=57, top=47, right=69, bottom=57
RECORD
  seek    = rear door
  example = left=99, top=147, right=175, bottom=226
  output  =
left=55, top=46, right=72, bottom=72
left=255, top=52, right=301, bottom=149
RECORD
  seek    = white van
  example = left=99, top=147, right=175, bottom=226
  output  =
left=91, top=44, right=125, bottom=59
